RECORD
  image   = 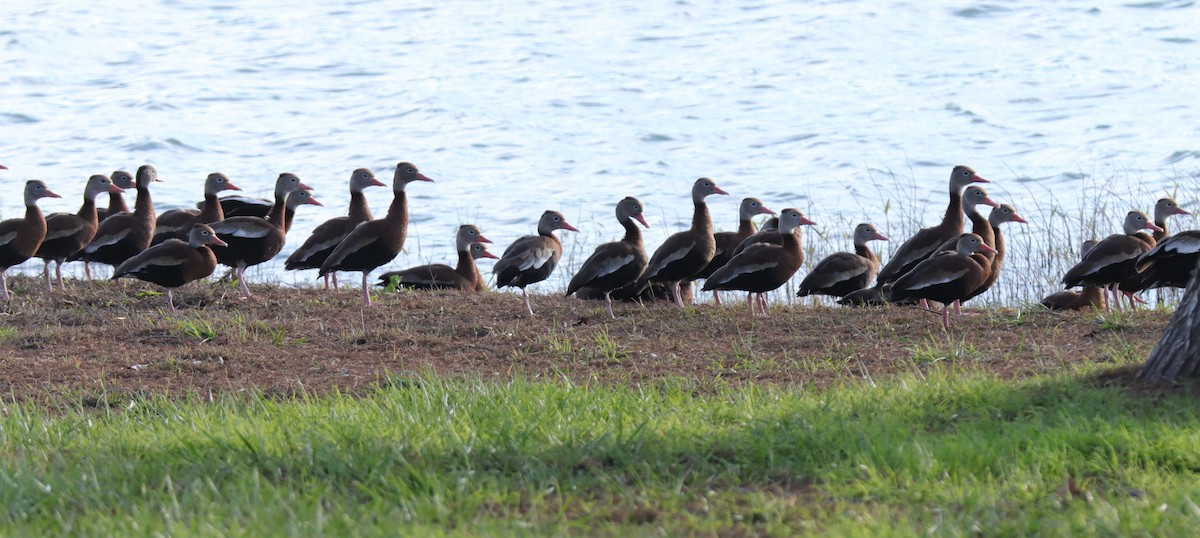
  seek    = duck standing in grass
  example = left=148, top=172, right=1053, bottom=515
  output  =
left=319, top=162, right=434, bottom=306
left=702, top=208, right=814, bottom=317
left=36, top=174, right=123, bottom=290
left=494, top=210, right=578, bottom=316
left=565, top=196, right=650, bottom=318
left=0, top=180, right=61, bottom=301
left=113, top=223, right=227, bottom=313
left=797, top=223, right=888, bottom=300
left=887, top=233, right=995, bottom=329
left=641, top=177, right=729, bottom=307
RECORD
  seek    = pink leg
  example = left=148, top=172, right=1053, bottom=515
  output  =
left=604, top=291, right=615, bottom=319
left=43, top=261, right=53, bottom=292
left=332, top=272, right=339, bottom=290
left=237, top=263, right=252, bottom=298
left=165, top=288, right=176, bottom=314
left=55, top=261, right=64, bottom=288
left=84, top=262, right=93, bottom=281
left=672, top=281, right=684, bottom=308
left=522, top=287, right=534, bottom=316
left=759, top=293, right=769, bottom=317
left=941, top=305, right=951, bottom=329
left=920, top=298, right=929, bottom=309
left=713, top=289, right=721, bottom=306
left=361, top=272, right=371, bottom=306
left=746, top=293, right=755, bottom=317
left=953, top=300, right=962, bottom=316
left=323, top=274, right=330, bottom=290
left=0, top=270, right=9, bottom=302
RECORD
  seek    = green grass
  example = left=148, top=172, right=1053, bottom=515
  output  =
left=1, top=371, right=1199, bottom=536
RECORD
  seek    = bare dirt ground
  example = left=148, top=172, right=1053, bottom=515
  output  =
left=0, top=275, right=1173, bottom=405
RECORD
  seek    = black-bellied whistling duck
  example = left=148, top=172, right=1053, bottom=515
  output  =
left=378, top=225, right=496, bottom=291
left=1043, top=240, right=1106, bottom=311
left=96, top=170, right=135, bottom=222
left=494, top=209, right=578, bottom=315
left=959, top=203, right=1027, bottom=305
left=887, top=233, right=996, bottom=329
left=319, top=162, right=433, bottom=306
left=211, top=187, right=321, bottom=298
left=797, top=223, right=888, bottom=299
left=1062, top=210, right=1161, bottom=312
left=113, top=223, right=227, bottom=313
left=221, top=173, right=313, bottom=232
left=641, top=177, right=729, bottom=307
left=1119, top=197, right=1192, bottom=304
left=286, top=168, right=387, bottom=289
left=152, top=173, right=242, bottom=245
left=68, top=165, right=163, bottom=271
left=933, top=185, right=999, bottom=253
left=876, top=166, right=989, bottom=288
left=35, top=174, right=123, bottom=291
left=565, top=196, right=650, bottom=318
left=702, top=208, right=815, bottom=317
left=692, top=197, right=773, bottom=305
left=730, top=216, right=780, bottom=257
left=1133, top=231, right=1200, bottom=292
left=0, top=180, right=61, bottom=301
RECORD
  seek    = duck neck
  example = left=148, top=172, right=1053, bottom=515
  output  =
left=198, top=193, right=223, bottom=223
left=1154, top=217, right=1169, bottom=242
left=108, top=191, right=128, bottom=215
left=348, top=191, right=373, bottom=223
left=620, top=217, right=642, bottom=246
left=1133, top=231, right=1156, bottom=249
left=133, top=185, right=154, bottom=220
left=943, top=187, right=965, bottom=232
left=737, top=217, right=756, bottom=238
left=691, top=200, right=712, bottom=235
left=267, top=191, right=289, bottom=229
left=854, top=242, right=876, bottom=263
left=385, top=189, right=407, bottom=225
left=77, top=195, right=98, bottom=224
left=455, top=249, right=478, bottom=281
left=22, top=203, right=46, bottom=237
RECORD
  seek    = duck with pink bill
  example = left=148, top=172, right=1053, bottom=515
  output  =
left=0, top=180, right=61, bottom=301
left=887, top=233, right=997, bottom=329
left=494, top=209, right=579, bottom=316
left=565, top=196, right=650, bottom=318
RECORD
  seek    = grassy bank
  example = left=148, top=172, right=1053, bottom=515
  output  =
left=0, top=277, right=1194, bottom=535
left=2, top=370, right=1199, bottom=535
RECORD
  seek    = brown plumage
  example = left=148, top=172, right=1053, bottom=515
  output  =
left=35, top=174, right=124, bottom=291
left=1061, top=210, right=1161, bottom=312
left=730, top=216, right=780, bottom=257
left=211, top=186, right=322, bottom=298
left=378, top=225, right=496, bottom=292
left=96, top=170, right=135, bottom=222
left=494, top=210, right=579, bottom=315
left=702, top=208, right=815, bottom=317
left=887, top=233, right=996, bottom=329
left=0, top=180, right=61, bottom=301
left=875, top=165, right=989, bottom=287
left=319, top=162, right=434, bottom=306
left=1134, top=231, right=1200, bottom=292
left=565, top=197, right=650, bottom=318
left=113, top=223, right=227, bottom=313
left=797, top=223, right=888, bottom=299
left=286, top=168, right=387, bottom=288
left=1118, top=197, right=1192, bottom=301
left=693, top=197, right=774, bottom=305
left=960, top=203, right=1027, bottom=303
left=68, top=165, right=162, bottom=270
left=1043, top=240, right=1105, bottom=311
left=933, top=185, right=999, bottom=253
left=641, top=177, right=729, bottom=307
left=152, top=173, right=243, bottom=245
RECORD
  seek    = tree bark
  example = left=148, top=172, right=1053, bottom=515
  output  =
left=1139, top=261, right=1200, bottom=381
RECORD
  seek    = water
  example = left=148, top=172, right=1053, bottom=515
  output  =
left=1, top=0, right=1198, bottom=302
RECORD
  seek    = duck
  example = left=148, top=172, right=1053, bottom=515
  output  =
left=318, top=162, right=433, bottom=306
left=702, top=208, right=814, bottom=317
left=211, top=187, right=322, bottom=298
left=96, top=170, right=135, bottom=222
left=797, top=223, right=888, bottom=300
left=286, top=168, right=387, bottom=289
left=35, top=174, right=124, bottom=291
left=113, top=223, right=227, bottom=313
left=958, top=203, right=1028, bottom=305
left=887, top=233, right=996, bottom=329
left=691, top=197, right=774, bottom=305
left=68, top=165, right=163, bottom=272
left=0, top=180, right=61, bottom=301
left=1133, top=231, right=1200, bottom=292
left=641, top=177, right=729, bottom=307
left=565, top=196, right=650, bottom=318
left=220, top=173, right=313, bottom=232
left=875, top=165, right=990, bottom=288
left=494, top=209, right=578, bottom=315
left=1118, top=197, right=1192, bottom=304
left=151, top=173, right=243, bottom=245
left=377, top=225, right=496, bottom=291
left=1061, top=210, right=1160, bottom=312
left=1042, top=240, right=1106, bottom=311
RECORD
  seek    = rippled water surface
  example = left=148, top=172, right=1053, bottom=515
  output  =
left=2, top=0, right=1198, bottom=300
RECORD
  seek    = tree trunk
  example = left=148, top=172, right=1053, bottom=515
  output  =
left=1139, top=261, right=1200, bottom=381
